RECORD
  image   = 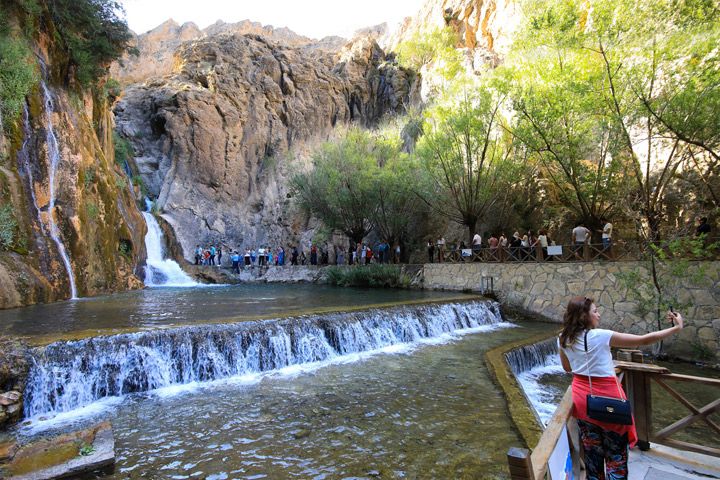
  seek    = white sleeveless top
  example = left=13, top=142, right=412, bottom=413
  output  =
left=558, top=329, right=615, bottom=377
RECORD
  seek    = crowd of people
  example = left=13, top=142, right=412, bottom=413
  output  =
left=192, top=240, right=403, bottom=273
left=425, top=219, right=615, bottom=263
left=192, top=216, right=713, bottom=271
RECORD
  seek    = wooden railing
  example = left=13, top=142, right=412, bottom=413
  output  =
left=618, top=361, right=720, bottom=457
left=442, top=242, right=639, bottom=264
left=507, top=360, right=720, bottom=479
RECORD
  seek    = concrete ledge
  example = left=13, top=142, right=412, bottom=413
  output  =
left=485, top=331, right=560, bottom=449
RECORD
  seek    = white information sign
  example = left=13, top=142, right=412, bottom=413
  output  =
left=548, top=425, right=574, bottom=480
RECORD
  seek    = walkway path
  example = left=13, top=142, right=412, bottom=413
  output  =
left=629, top=444, right=720, bottom=480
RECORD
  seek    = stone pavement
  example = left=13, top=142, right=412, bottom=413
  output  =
left=629, top=444, right=720, bottom=480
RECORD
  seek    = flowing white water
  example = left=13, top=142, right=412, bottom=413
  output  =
left=40, top=80, right=77, bottom=299
left=142, top=211, right=197, bottom=287
left=506, top=339, right=566, bottom=425
left=24, top=301, right=510, bottom=423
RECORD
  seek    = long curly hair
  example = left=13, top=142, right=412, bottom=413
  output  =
left=559, top=296, right=594, bottom=348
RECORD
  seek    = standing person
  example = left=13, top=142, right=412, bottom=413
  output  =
left=310, top=244, right=318, bottom=265
left=427, top=239, right=435, bottom=263
left=250, top=247, right=257, bottom=267
left=365, top=245, right=373, bottom=265
left=244, top=249, right=251, bottom=268
left=267, top=247, right=274, bottom=266
left=538, top=229, right=549, bottom=260
left=194, top=245, right=202, bottom=265
left=291, top=245, right=299, bottom=265
left=558, top=297, right=684, bottom=480
left=360, top=244, right=367, bottom=265
left=601, top=218, right=613, bottom=250
left=356, top=243, right=362, bottom=266
left=696, top=217, right=711, bottom=237
left=572, top=223, right=590, bottom=260
left=499, top=233, right=508, bottom=261
left=209, top=245, right=216, bottom=266
left=394, top=243, right=401, bottom=264
left=472, top=232, right=482, bottom=251
left=437, top=237, right=446, bottom=263
left=231, top=251, right=240, bottom=274
left=217, top=246, right=223, bottom=266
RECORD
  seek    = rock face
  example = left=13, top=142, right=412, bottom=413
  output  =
left=0, top=336, right=29, bottom=429
left=383, top=0, right=521, bottom=67
left=111, top=19, right=347, bottom=86
left=0, top=29, right=147, bottom=308
left=115, top=32, right=414, bottom=260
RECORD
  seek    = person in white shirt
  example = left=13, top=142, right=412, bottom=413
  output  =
left=572, top=223, right=590, bottom=259
left=601, top=218, right=613, bottom=250
left=437, top=237, right=446, bottom=263
left=472, top=233, right=482, bottom=250
left=558, top=296, right=683, bottom=480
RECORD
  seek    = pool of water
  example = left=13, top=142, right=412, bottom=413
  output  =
left=0, top=285, right=471, bottom=344
left=12, top=319, right=554, bottom=479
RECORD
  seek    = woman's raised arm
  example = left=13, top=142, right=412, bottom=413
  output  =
left=610, top=311, right=684, bottom=348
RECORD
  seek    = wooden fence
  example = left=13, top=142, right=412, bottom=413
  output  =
left=507, top=360, right=720, bottom=479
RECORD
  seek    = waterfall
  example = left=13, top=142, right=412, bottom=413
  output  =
left=21, top=79, right=78, bottom=299
left=505, top=338, right=559, bottom=375
left=506, top=338, right=566, bottom=425
left=24, top=301, right=508, bottom=418
left=142, top=211, right=197, bottom=287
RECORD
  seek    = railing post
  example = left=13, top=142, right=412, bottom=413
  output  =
left=623, top=368, right=653, bottom=451
left=507, top=447, right=534, bottom=479
left=583, top=243, right=590, bottom=261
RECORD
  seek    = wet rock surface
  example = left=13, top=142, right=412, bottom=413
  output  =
left=0, top=337, right=30, bottom=430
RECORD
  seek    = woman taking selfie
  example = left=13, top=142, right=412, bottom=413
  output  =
left=558, top=296, right=684, bottom=479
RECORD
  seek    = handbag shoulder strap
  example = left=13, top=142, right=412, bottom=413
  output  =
left=584, top=330, right=594, bottom=395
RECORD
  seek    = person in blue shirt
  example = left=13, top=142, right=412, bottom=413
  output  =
left=231, top=251, right=240, bottom=273
left=209, top=245, right=216, bottom=265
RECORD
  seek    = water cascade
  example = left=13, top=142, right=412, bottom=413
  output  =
left=506, top=338, right=566, bottom=424
left=142, top=210, right=197, bottom=286
left=25, top=301, right=507, bottom=418
left=505, top=338, right=559, bottom=375
left=34, top=80, right=78, bottom=299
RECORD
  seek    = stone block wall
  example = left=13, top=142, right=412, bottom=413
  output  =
left=423, top=261, right=720, bottom=362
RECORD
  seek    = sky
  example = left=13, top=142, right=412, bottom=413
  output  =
left=120, top=0, right=426, bottom=39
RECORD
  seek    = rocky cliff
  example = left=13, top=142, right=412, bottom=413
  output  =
left=115, top=32, right=415, bottom=260
left=0, top=11, right=147, bottom=308
left=110, top=19, right=347, bottom=86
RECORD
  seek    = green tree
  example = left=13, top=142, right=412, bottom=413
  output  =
left=515, top=0, right=719, bottom=242
left=291, top=128, right=378, bottom=244
left=0, top=7, right=37, bottom=128
left=417, top=87, right=517, bottom=242
left=502, top=25, right=631, bottom=235
left=47, top=0, right=133, bottom=86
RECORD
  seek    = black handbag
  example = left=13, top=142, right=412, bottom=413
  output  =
left=584, top=331, right=633, bottom=425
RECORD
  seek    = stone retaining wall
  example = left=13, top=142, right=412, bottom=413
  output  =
left=423, top=261, right=720, bottom=362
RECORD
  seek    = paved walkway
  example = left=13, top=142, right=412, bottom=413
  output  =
left=629, top=444, right=720, bottom=480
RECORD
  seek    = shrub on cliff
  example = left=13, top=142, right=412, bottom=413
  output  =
left=325, top=264, right=411, bottom=289
left=0, top=12, right=37, bottom=127
left=46, top=0, right=134, bottom=87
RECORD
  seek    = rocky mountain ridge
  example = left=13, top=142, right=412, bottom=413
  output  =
left=110, top=18, right=348, bottom=86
